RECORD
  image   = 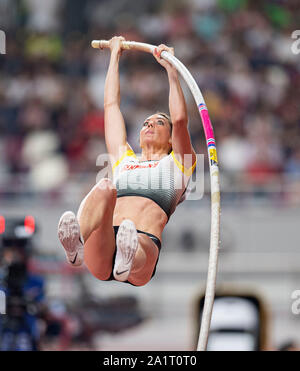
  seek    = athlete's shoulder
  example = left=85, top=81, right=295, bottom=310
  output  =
left=112, top=148, right=138, bottom=172
left=169, top=150, right=196, bottom=177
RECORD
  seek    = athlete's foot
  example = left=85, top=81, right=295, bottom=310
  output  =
left=58, top=211, right=84, bottom=267
left=113, top=219, right=139, bottom=281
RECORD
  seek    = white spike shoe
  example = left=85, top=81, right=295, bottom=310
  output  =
left=113, top=219, right=139, bottom=281
left=58, top=211, right=84, bottom=267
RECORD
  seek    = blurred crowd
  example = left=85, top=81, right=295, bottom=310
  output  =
left=0, top=0, right=299, bottom=201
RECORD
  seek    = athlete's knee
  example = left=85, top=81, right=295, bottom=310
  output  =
left=128, top=264, right=156, bottom=286
left=93, top=270, right=112, bottom=281
left=129, top=276, right=151, bottom=287
left=85, top=261, right=113, bottom=281
left=95, top=178, right=117, bottom=201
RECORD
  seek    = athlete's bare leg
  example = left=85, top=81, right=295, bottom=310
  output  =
left=127, top=234, right=159, bottom=286
left=76, top=178, right=117, bottom=280
left=60, top=178, right=159, bottom=285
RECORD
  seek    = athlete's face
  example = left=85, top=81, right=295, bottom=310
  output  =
left=140, top=114, right=172, bottom=152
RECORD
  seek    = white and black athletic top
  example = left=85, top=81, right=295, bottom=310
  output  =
left=112, top=149, right=196, bottom=219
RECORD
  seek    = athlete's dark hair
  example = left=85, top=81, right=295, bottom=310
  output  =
left=155, top=111, right=173, bottom=154
left=156, top=112, right=173, bottom=134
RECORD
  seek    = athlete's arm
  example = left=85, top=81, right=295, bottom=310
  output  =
left=153, top=45, right=196, bottom=169
left=104, top=36, right=133, bottom=164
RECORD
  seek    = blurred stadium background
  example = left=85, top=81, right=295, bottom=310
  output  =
left=0, top=0, right=300, bottom=351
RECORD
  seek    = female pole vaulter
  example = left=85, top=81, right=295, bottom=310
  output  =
left=58, top=36, right=196, bottom=287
